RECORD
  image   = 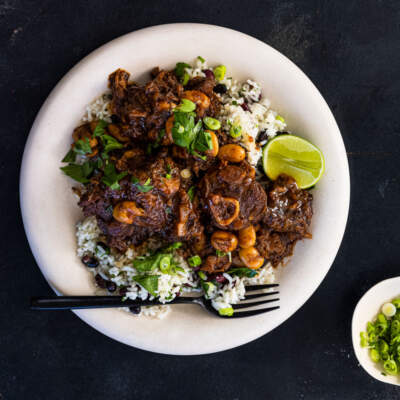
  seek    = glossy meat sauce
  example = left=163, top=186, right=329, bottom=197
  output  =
left=76, top=67, right=313, bottom=271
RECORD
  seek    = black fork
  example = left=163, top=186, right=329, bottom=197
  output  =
left=31, top=284, right=279, bottom=318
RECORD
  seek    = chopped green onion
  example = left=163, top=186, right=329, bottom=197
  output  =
left=382, top=302, right=397, bottom=317
left=214, top=65, right=227, bottom=81
left=203, top=117, right=221, bottom=131
left=218, top=307, right=234, bottom=317
left=383, top=359, right=398, bottom=375
left=391, top=319, right=400, bottom=335
left=229, top=124, right=242, bottom=138
left=187, top=186, right=195, bottom=201
left=360, top=332, right=368, bottom=347
left=175, top=99, right=196, bottom=113
left=188, top=255, right=202, bottom=267
left=174, top=266, right=185, bottom=273
left=182, top=72, right=190, bottom=86
left=381, top=352, right=390, bottom=361
left=368, top=332, right=377, bottom=344
left=198, top=271, right=207, bottom=280
left=367, top=321, right=375, bottom=334
left=392, top=298, right=400, bottom=308
left=276, top=115, right=285, bottom=123
left=360, top=299, right=400, bottom=376
left=197, top=56, right=205, bottom=63
left=378, top=339, right=389, bottom=354
left=369, top=348, right=380, bottom=363
left=201, top=281, right=215, bottom=298
left=159, top=255, right=171, bottom=273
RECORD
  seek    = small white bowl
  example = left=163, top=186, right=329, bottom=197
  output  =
left=352, top=277, right=400, bottom=385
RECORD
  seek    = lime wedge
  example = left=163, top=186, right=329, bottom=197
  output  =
left=262, top=134, right=325, bottom=189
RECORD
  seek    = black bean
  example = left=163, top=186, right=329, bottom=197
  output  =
left=203, top=69, right=214, bottom=79
left=95, top=274, right=107, bottom=289
left=119, top=287, right=127, bottom=296
left=96, top=241, right=110, bottom=254
left=257, top=130, right=269, bottom=143
left=214, top=84, right=227, bottom=94
left=129, top=305, right=141, bottom=314
left=110, top=114, right=120, bottom=124
left=215, top=274, right=227, bottom=284
left=106, top=281, right=117, bottom=292
left=81, top=255, right=99, bottom=268
left=241, top=102, right=250, bottom=112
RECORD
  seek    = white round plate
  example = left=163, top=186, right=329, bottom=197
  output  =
left=352, top=277, right=400, bottom=385
left=20, top=23, right=350, bottom=355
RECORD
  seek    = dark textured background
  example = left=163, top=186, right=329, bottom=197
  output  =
left=1, top=0, right=400, bottom=399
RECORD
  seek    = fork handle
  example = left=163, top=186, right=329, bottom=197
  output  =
left=30, top=296, right=198, bottom=310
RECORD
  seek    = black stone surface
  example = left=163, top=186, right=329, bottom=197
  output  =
left=1, top=0, right=400, bottom=399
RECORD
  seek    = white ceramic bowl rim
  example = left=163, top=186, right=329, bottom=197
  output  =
left=20, top=23, right=350, bottom=355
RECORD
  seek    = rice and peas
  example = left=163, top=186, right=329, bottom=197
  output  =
left=78, top=57, right=285, bottom=318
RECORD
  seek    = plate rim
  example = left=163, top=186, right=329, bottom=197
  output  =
left=20, top=23, right=350, bottom=355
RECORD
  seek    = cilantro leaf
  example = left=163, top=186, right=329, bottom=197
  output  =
left=60, top=161, right=94, bottom=183
left=164, top=242, right=182, bottom=251
left=174, top=62, right=191, bottom=77
left=133, top=254, right=163, bottom=272
left=100, top=134, right=124, bottom=155
left=74, top=137, right=92, bottom=155
left=191, top=150, right=207, bottom=161
left=131, top=176, right=154, bottom=193
left=228, top=267, right=257, bottom=278
left=172, top=112, right=197, bottom=148
left=132, top=275, right=159, bottom=297
left=92, top=119, right=108, bottom=137
left=171, top=115, right=212, bottom=161
left=62, top=149, right=76, bottom=163
left=102, top=162, right=128, bottom=190
left=193, top=129, right=213, bottom=152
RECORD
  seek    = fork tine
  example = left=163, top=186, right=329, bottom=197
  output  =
left=244, top=291, right=279, bottom=300
left=228, top=305, right=280, bottom=318
left=245, top=284, right=279, bottom=291
left=232, top=298, right=279, bottom=310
